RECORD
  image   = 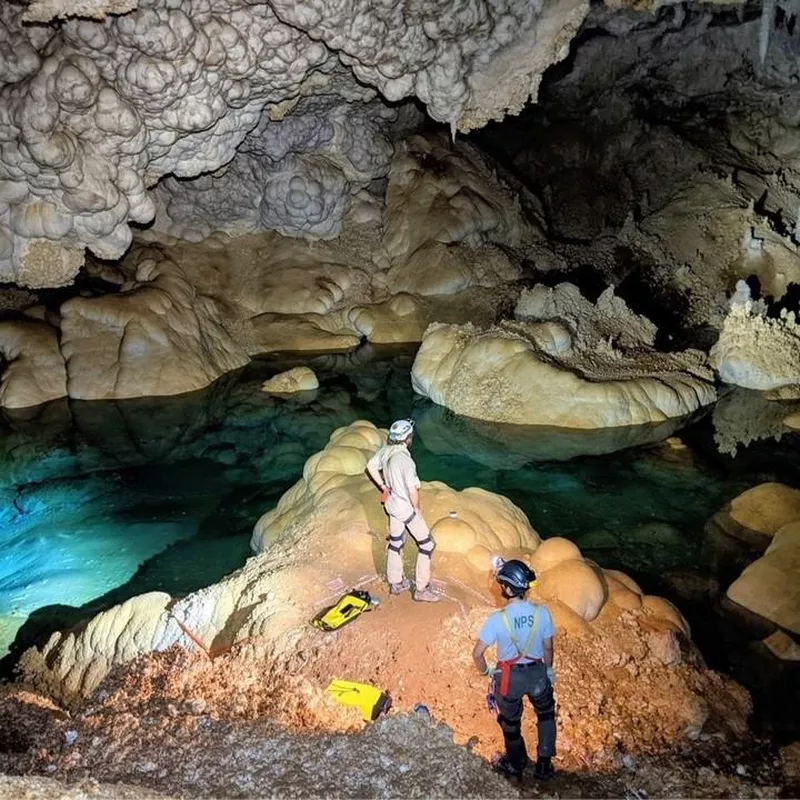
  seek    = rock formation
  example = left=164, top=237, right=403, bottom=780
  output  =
left=61, top=250, right=250, bottom=400
left=712, top=386, right=800, bottom=457
left=709, top=483, right=800, bottom=663
left=0, top=0, right=592, bottom=286
left=475, top=5, right=800, bottom=337
left=0, top=318, right=67, bottom=408
left=20, top=420, right=738, bottom=776
left=0, top=131, right=535, bottom=404
left=711, top=281, right=800, bottom=392
left=727, top=521, right=800, bottom=638
left=411, top=283, right=716, bottom=429
left=261, top=366, right=319, bottom=395
left=710, top=482, right=800, bottom=549
left=414, top=401, right=692, bottom=465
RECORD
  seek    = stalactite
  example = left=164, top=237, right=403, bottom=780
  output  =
left=794, top=200, right=800, bottom=243
left=760, top=0, right=776, bottom=63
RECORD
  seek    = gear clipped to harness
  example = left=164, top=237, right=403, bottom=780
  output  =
left=311, top=589, right=375, bottom=632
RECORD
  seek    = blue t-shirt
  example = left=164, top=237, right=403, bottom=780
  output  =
left=477, top=601, right=555, bottom=662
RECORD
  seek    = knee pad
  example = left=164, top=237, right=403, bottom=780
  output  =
left=417, top=535, right=436, bottom=557
left=497, top=714, right=522, bottom=737
left=533, top=688, right=555, bottom=717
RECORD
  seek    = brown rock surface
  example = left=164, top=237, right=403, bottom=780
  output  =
left=726, top=483, right=800, bottom=544
left=0, top=318, right=67, bottom=408
left=727, top=522, right=800, bottom=636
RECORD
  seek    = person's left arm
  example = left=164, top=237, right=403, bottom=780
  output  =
left=408, top=457, right=422, bottom=513
left=540, top=606, right=557, bottom=683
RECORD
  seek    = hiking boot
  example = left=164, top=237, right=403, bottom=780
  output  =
left=389, top=578, right=412, bottom=595
left=491, top=753, right=523, bottom=781
left=413, top=585, right=440, bottom=602
left=533, top=756, right=554, bottom=781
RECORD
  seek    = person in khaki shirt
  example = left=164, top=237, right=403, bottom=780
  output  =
left=365, top=419, right=439, bottom=602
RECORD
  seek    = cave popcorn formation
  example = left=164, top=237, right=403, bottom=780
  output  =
left=0, top=0, right=582, bottom=286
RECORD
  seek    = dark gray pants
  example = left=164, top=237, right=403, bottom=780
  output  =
left=494, top=663, right=556, bottom=771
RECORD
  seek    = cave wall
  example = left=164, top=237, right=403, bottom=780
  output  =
left=475, top=3, right=800, bottom=335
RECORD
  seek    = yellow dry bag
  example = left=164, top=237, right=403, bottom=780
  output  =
left=311, top=589, right=373, bottom=632
left=325, top=679, right=392, bottom=722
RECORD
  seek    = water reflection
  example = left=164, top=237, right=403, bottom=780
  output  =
left=414, top=404, right=698, bottom=467
left=0, top=346, right=797, bottom=658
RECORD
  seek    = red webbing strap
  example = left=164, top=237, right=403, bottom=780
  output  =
left=496, top=607, right=540, bottom=696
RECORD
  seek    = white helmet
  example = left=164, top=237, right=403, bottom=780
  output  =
left=388, top=418, right=415, bottom=443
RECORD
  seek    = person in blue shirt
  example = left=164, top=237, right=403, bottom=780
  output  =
left=472, top=559, right=557, bottom=781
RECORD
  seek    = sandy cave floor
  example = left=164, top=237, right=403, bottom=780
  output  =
left=0, top=559, right=796, bottom=799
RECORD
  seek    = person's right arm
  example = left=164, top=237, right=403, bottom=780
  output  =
left=543, top=636, right=554, bottom=667
left=408, top=483, right=420, bottom=513
left=365, top=451, right=386, bottom=492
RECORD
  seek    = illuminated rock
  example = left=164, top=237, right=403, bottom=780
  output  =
left=59, top=251, right=249, bottom=400
left=0, top=318, right=66, bottom=408
left=261, top=367, right=319, bottom=395
left=711, top=282, right=800, bottom=391
left=727, top=522, right=800, bottom=636
left=712, top=483, right=800, bottom=548
left=411, top=318, right=716, bottom=429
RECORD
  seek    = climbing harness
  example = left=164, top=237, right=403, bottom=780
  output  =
left=496, top=606, right=541, bottom=696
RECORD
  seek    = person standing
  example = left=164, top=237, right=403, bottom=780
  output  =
left=472, top=559, right=556, bottom=781
left=365, top=419, right=439, bottom=602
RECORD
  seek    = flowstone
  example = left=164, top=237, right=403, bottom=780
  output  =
left=411, top=284, right=716, bottom=429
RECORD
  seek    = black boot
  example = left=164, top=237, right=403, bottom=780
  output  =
left=491, top=754, right=523, bottom=781
left=533, top=756, right=554, bottom=781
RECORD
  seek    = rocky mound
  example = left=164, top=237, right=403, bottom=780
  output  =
left=727, top=522, right=800, bottom=639
left=410, top=284, right=716, bottom=428
left=15, top=421, right=750, bottom=784
left=261, top=366, right=319, bottom=394
left=711, top=282, right=800, bottom=392
left=706, top=483, right=800, bottom=664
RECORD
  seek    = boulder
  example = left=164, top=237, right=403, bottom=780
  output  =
left=411, top=320, right=716, bottom=429
left=710, top=282, right=800, bottom=391
left=261, top=367, right=319, bottom=394
left=530, top=537, right=581, bottom=574
left=0, top=318, right=67, bottom=408
left=726, top=522, right=800, bottom=636
left=762, top=630, right=800, bottom=662
left=60, top=253, right=249, bottom=400
left=536, top=558, right=606, bottom=622
left=714, top=483, right=800, bottom=548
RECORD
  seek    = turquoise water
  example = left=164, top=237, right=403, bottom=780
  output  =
left=0, top=345, right=798, bottom=660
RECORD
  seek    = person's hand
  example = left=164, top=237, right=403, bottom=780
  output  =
left=380, top=486, right=390, bottom=504
left=546, top=666, right=556, bottom=685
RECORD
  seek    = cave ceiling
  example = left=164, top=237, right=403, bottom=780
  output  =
left=1, top=0, right=799, bottom=290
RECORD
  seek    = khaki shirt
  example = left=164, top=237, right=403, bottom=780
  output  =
left=366, top=444, right=420, bottom=520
